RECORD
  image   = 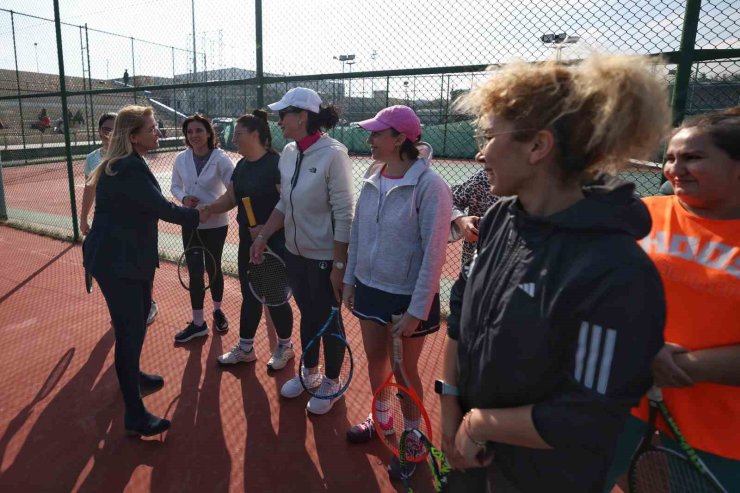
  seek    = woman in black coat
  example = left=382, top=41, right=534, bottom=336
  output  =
left=84, top=105, right=199, bottom=437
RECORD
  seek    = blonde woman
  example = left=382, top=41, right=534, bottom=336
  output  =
left=439, top=57, right=669, bottom=492
left=84, top=105, right=199, bottom=437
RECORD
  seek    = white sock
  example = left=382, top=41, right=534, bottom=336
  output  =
left=193, top=309, right=204, bottom=326
left=278, top=337, right=292, bottom=347
left=239, top=338, right=254, bottom=352
left=374, top=399, right=391, bottom=424
left=213, top=301, right=222, bottom=311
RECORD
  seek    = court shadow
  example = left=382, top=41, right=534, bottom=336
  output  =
left=0, top=329, right=118, bottom=491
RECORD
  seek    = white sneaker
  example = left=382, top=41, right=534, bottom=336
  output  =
left=267, top=344, right=295, bottom=371
left=217, top=345, right=256, bottom=365
left=306, top=376, right=343, bottom=415
left=281, top=366, right=322, bottom=398
left=146, top=300, right=158, bottom=326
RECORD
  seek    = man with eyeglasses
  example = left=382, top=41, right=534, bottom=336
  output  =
left=80, top=112, right=160, bottom=325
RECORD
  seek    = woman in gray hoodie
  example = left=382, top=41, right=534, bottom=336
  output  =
left=341, top=105, right=452, bottom=482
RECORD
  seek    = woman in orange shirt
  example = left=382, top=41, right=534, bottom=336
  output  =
left=607, top=107, right=740, bottom=491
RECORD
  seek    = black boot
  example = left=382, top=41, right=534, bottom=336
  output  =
left=124, top=411, right=171, bottom=437
left=139, top=371, right=164, bottom=394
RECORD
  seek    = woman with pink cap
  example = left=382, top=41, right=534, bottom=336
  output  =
left=342, top=105, right=452, bottom=481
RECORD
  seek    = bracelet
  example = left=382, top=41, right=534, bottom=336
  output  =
left=463, top=410, right=487, bottom=448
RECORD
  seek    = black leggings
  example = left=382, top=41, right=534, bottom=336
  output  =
left=181, top=225, right=227, bottom=310
left=95, top=273, right=151, bottom=419
left=238, top=227, right=292, bottom=340
left=285, top=250, right=345, bottom=379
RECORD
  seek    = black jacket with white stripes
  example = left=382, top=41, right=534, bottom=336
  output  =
left=449, top=175, right=665, bottom=493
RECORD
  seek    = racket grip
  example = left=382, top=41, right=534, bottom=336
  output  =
left=242, top=197, right=257, bottom=227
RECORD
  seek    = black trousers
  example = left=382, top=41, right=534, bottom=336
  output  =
left=238, top=227, right=292, bottom=340
left=95, top=272, right=152, bottom=419
left=284, top=250, right=345, bottom=379
left=181, top=225, right=227, bottom=310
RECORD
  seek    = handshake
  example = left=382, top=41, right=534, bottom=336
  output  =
left=183, top=195, right=212, bottom=223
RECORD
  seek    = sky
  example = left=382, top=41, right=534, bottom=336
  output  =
left=1, top=0, right=738, bottom=94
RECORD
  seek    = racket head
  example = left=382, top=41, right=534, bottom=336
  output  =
left=301, top=333, right=353, bottom=399
left=400, top=429, right=451, bottom=493
left=628, top=389, right=728, bottom=493
left=298, top=307, right=344, bottom=398
left=247, top=248, right=292, bottom=306
left=177, top=245, right=214, bottom=292
left=629, top=446, right=726, bottom=493
left=372, top=378, right=433, bottom=462
left=85, top=270, right=93, bottom=294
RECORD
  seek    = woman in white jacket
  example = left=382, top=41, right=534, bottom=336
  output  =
left=250, top=88, right=354, bottom=416
left=342, top=105, right=452, bottom=482
left=171, top=114, right=235, bottom=343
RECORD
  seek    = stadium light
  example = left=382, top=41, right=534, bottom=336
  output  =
left=333, top=54, right=355, bottom=74
left=34, top=42, right=39, bottom=73
left=540, top=33, right=579, bottom=61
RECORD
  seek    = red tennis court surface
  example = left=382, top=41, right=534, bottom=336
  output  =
left=0, top=225, right=446, bottom=493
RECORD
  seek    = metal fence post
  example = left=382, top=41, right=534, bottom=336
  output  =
left=85, top=24, right=96, bottom=146
left=79, top=26, right=91, bottom=144
left=10, top=11, right=28, bottom=155
left=671, top=0, right=703, bottom=126
left=0, top=154, right=7, bottom=220
left=53, top=0, right=80, bottom=241
left=131, top=37, right=137, bottom=103
left=255, top=0, right=264, bottom=108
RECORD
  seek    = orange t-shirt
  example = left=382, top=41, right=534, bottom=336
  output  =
left=634, top=195, right=740, bottom=459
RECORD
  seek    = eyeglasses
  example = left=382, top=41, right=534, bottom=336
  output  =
left=475, top=128, right=536, bottom=150
left=278, top=107, right=302, bottom=120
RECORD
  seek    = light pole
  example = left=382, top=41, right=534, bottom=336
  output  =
left=540, top=33, right=580, bottom=61
left=34, top=42, right=39, bottom=72
left=347, top=58, right=356, bottom=121
left=403, top=81, right=409, bottom=104
left=333, top=54, right=355, bottom=106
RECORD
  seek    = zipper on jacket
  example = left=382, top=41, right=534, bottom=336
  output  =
left=289, top=151, right=304, bottom=257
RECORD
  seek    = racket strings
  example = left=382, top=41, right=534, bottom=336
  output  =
left=632, top=450, right=722, bottom=492
left=377, top=382, right=431, bottom=462
left=178, top=230, right=217, bottom=292
left=305, top=321, right=353, bottom=399
left=247, top=253, right=291, bottom=305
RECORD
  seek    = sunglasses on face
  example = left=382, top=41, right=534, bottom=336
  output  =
left=278, top=107, right=302, bottom=120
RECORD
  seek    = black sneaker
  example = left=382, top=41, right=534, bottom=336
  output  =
left=388, top=454, right=417, bottom=482
left=213, top=309, right=229, bottom=333
left=174, top=321, right=208, bottom=343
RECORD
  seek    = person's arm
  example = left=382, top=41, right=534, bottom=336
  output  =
left=170, top=155, right=196, bottom=207
left=123, top=161, right=199, bottom=228
left=458, top=265, right=666, bottom=466
left=674, top=345, right=740, bottom=386
left=249, top=208, right=286, bottom=263
left=397, top=177, right=452, bottom=335
left=200, top=182, right=237, bottom=222
left=217, top=152, right=235, bottom=188
left=327, top=151, right=354, bottom=302
left=79, top=181, right=96, bottom=235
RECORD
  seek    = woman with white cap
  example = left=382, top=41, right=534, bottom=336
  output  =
left=342, top=105, right=452, bottom=481
left=250, top=87, right=354, bottom=416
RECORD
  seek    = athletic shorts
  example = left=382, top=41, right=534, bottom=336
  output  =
left=351, top=280, right=440, bottom=338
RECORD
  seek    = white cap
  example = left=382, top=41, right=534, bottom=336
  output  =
left=267, top=87, right=322, bottom=114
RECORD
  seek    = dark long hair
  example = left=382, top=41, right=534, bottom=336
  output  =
left=305, top=105, right=340, bottom=134
left=182, top=113, right=219, bottom=149
left=236, top=109, right=278, bottom=155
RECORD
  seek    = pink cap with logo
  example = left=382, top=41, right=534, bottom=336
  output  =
left=357, top=105, right=421, bottom=142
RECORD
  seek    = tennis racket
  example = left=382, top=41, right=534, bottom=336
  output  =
left=299, top=306, right=354, bottom=399
left=399, top=429, right=451, bottom=493
left=177, top=228, right=217, bottom=292
left=628, top=386, right=727, bottom=493
left=372, top=314, right=433, bottom=463
left=242, top=196, right=291, bottom=306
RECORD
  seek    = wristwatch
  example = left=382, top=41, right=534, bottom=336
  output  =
left=434, top=379, right=459, bottom=396
left=334, top=261, right=345, bottom=269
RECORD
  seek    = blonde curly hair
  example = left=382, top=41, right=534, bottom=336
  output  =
left=457, top=55, right=671, bottom=181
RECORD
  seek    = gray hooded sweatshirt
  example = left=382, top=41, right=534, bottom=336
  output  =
left=275, top=134, right=354, bottom=260
left=344, top=144, right=452, bottom=320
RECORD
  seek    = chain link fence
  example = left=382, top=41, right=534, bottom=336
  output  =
left=1, top=0, right=738, bottom=311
